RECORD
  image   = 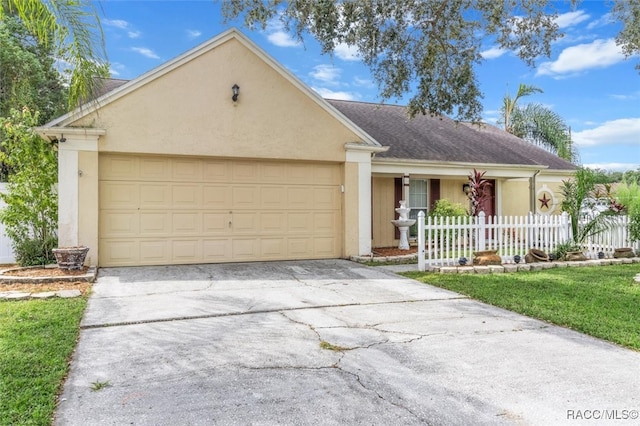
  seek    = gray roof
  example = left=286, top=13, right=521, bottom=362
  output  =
left=93, top=78, right=129, bottom=99
left=328, top=99, right=575, bottom=170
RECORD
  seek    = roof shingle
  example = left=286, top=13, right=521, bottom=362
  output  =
left=328, top=99, right=575, bottom=170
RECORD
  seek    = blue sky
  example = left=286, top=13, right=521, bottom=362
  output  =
left=98, top=1, right=639, bottom=172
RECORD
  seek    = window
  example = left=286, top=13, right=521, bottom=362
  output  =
left=409, top=179, right=428, bottom=237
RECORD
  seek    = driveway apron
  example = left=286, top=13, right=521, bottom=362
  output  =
left=56, top=260, right=640, bottom=425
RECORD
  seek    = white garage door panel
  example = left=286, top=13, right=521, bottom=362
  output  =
left=99, top=155, right=342, bottom=266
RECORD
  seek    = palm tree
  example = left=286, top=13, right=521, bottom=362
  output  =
left=501, top=83, right=542, bottom=133
left=0, top=0, right=107, bottom=109
left=500, top=83, right=577, bottom=163
left=509, top=104, right=577, bottom=163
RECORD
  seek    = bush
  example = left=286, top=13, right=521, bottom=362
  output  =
left=552, top=240, right=583, bottom=261
left=0, top=107, right=58, bottom=266
left=614, top=181, right=640, bottom=242
left=12, top=236, right=57, bottom=266
left=428, top=199, right=468, bottom=217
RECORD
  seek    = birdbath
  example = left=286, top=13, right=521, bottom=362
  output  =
left=391, top=200, right=416, bottom=250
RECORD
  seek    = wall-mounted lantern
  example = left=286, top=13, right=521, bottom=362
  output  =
left=232, top=84, right=240, bottom=102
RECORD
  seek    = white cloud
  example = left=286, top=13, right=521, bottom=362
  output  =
left=480, top=46, right=507, bottom=60
left=109, top=62, right=126, bottom=78
left=609, top=91, right=640, bottom=101
left=537, top=38, right=625, bottom=77
left=572, top=118, right=640, bottom=147
left=353, top=76, right=374, bottom=88
left=131, top=47, right=160, bottom=59
left=555, top=10, right=589, bottom=29
left=104, top=18, right=141, bottom=39
left=103, top=19, right=130, bottom=29
left=267, top=31, right=301, bottom=47
left=334, top=43, right=360, bottom=61
left=264, top=18, right=300, bottom=47
left=587, top=13, right=614, bottom=30
left=312, top=87, right=357, bottom=101
left=310, top=64, right=341, bottom=84
left=186, top=29, right=202, bottom=40
left=582, top=162, right=639, bottom=172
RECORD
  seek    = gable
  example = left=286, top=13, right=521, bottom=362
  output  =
left=64, top=31, right=374, bottom=162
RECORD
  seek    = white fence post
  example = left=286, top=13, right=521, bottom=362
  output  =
left=476, top=211, right=486, bottom=252
left=0, top=183, right=15, bottom=264
left=417, top=211, right=426, bottom=271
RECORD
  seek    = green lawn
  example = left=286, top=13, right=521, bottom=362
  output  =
left=0, top=297, right=87, bottom=426
left=403, top=264, right=640, bottom=350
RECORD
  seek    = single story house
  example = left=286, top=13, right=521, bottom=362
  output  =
left=37, top=29, right=575, bottom=267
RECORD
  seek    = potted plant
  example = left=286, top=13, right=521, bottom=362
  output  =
left=52, top=246, right=89, bottom=270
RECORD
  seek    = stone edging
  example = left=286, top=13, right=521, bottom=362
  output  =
left=0, top=289, right=83, bottom=301
left=430, top=257, right=639, bottom=274
left=0, top=266, right=97, bottom=284
left=351, top=255, right=640, bottom=273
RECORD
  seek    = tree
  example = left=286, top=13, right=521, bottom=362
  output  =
left=0, top=0, right=107, bottom=109
left=560, top=167, right=618, bottom=246
left=0, top=107, right=58, bottom=266
left=509, top=103, right=577, bottom=163
left=0, top=17, right=67, bottom=124
left=623, top=168, right=640, bottom=185
left=222, top=0, right=640, bottom=121
left=501, top=84, right=542, bottom=134
left=498, top=83, right=576, bottom=162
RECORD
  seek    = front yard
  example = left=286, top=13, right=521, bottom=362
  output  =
left=403, top=264, right=640, bottom=351
left=0, top=297, right=86, bottom=426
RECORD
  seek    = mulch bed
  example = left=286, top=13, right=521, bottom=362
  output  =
left=372, top=247, right=418, bottom=257
left=0, top=266, right=93, bottom=295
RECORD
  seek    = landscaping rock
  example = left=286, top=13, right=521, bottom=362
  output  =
left=5, top=292, right=31, bottom=300
left=31, top=291, right=57, bottom=299
left=56, top=289, right=82, bottom=298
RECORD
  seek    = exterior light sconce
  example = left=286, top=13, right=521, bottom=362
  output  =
left=462, top=183, right=471, bottom=195
left=232, top=84, right=240, bottom=102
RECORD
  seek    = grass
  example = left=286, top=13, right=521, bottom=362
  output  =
left=403, top=264, right=640, bottom=350
left=0, top=297, right=87, bottom=426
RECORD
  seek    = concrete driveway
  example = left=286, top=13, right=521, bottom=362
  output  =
left=56, top=260, right=640, bottom=425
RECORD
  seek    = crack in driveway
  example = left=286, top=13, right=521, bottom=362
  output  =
left=80, top=296, right=468, bottom=329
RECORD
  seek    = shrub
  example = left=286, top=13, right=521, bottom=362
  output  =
left=0, top=107, right=58, bottom=266
left=428, top=199, right=468, bottom=217
left=614, top=181, right=640, bottom=242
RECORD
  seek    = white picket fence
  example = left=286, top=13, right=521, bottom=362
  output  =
left=0, top=183, right=15, bottom=264
left=416, top=211, right=638, bottom=270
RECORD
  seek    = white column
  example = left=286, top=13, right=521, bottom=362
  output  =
left=58, top=149, right=79, bottom=247
left=403, top=173, right=410, bottom=205
left=346, top=149, right=373, bottom=256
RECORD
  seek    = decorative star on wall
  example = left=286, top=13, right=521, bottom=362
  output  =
left=539, top=193, right=551, bottom=209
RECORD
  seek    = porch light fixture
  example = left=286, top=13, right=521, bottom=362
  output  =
left=232, top=84, right=240, bottom=102
left=462, top=183, right=471, bottom=195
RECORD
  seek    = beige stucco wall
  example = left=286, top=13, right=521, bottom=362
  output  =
left=440, top=179, right=471, bottom=210
left=372, top=177, right=396, bottom=248
left=73, top=38, right=357, bottom=163
left=55, top=34, right=376, bottom=264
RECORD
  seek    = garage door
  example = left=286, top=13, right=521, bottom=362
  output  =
left=99, top=154, right=343, bottom=266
